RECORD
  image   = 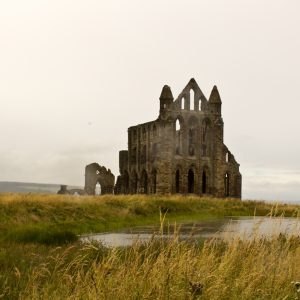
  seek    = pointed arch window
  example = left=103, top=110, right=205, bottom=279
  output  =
left=190, top=89, right=195, bottom=110
left=176, top=119, right=180, bottom=131
left=224, top=173, right=229, bottom=196
left=188, top=169, right=194, bottom=193
left=175, top=119, right=182, bottom=155
left=175, top=170, right=180, bottom=193
left=202, top=171, right=207, bottom=194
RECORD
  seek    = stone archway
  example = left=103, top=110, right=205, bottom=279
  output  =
left=84, top=163, right=115, bottom=195
left=95, top=182, right=101, bottom=195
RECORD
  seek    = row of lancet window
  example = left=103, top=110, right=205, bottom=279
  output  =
left=175, top=169, right=208, bottom=194
left=123, top=170, right=231, bottom=196
left=180, top=89, right=201, bottom=111
left=128, top=169, right=207, bottom=195
left=176, top=170, right=230, bottom=196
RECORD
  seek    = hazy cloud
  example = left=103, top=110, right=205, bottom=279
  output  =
left=0, top=0, right=300, bottom=201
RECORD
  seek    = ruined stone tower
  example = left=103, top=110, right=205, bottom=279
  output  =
left=115, top=78, right=242, bottom=197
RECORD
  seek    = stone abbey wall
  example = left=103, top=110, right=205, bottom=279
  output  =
left=115, top=78, right=242, bottom=198
left=84, top=163, right=115, bottom=195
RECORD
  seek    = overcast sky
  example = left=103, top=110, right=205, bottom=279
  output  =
left=0, top=0, right=300, bottom=201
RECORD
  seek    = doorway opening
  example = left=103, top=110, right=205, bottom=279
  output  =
left=95, top=182, right=101, bottom=195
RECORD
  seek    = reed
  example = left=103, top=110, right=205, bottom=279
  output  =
left=5, top=230, right=300, bottom=299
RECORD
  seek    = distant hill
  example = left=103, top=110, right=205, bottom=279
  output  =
left=0, top=182, right=83, bottom=194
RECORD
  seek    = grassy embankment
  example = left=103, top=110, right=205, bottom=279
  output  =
left=0, top=193, right=299, bottom=244
left=1, top=193, right=300, bottom=299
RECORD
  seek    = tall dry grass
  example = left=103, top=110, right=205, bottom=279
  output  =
left=13, top=232, right=300, bottom=300
left=1, top=194, right=300, bottom=299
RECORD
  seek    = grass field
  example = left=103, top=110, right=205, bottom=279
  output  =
left=1, top=193, right=300, bottom=299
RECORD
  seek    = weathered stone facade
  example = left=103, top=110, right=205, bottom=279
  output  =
left=84, top=163, right=115, bottom=195
left=115, top=78, right=242, bottom=198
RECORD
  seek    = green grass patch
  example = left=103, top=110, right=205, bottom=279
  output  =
left=6, top=226, right=78, bottom=245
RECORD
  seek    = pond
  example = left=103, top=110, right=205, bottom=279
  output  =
left=80, top=217, right=300, bottom=247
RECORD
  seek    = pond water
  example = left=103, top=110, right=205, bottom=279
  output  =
left=80, top=217, right=300, bottom=247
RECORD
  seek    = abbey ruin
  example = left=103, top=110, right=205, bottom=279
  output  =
left=81, top=78, right=242, bottom=198
left=113, top=78, right=242, bottom=197
left=85, top=163, right=115, bottom=195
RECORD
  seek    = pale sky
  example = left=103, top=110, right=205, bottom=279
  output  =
left=0, top=0, right=300, bottom=201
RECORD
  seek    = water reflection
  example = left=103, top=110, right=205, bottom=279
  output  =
left=80, top=217, right=300, bottom=247
left=223, top=217, right=300, bottom=239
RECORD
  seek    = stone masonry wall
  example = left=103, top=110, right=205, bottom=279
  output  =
left=115, top=78, right=242, bottom=198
